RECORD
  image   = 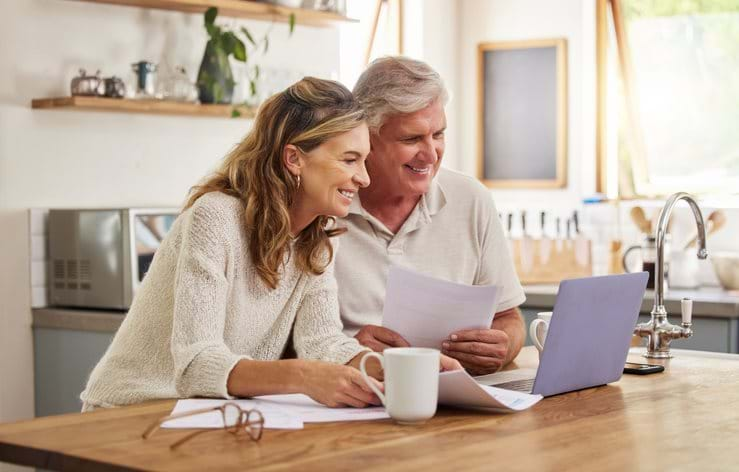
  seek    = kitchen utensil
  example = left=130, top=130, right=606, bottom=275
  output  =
left=622, top=236, right=671, bottom=290
left=710, top=252, right=739, bottom=291
left=539, top=211, right=551, bottom=264
left=555, top=216, right=563, bottom=252
left=609, top=240, right=623, bottom=274
left=70, top=69, right=105, bottom=96
left=630, top=206, right=652, bottom=235
left=131, top=61, right=158, bottom=99
left=103, top=76, right=126, bottom=98
left=683, top=210, right=726, bottom=250
left=520, top=211, right=533, bottom=273
left=572, top=210, right=590, bottom=268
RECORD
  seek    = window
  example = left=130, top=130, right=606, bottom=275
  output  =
left=597, top=0, right=739, bottom=199
left=339, top=0, right=403, bottom=88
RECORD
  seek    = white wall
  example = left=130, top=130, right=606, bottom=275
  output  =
left=0, top=0, right=338, bottom=428
left=455, top=0, right=595, bottom=212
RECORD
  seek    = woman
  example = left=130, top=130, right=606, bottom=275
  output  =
left=81, top=77, right=381, bottom=410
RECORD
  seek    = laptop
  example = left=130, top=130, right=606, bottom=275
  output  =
left=475, top=272, right=649, bottom=397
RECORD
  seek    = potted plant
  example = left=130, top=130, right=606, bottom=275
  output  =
left=197, top=7, right=295, bottom=105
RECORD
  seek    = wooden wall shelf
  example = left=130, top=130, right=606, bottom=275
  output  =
left=68, top=0, right=357, bottom=27
left=31, top=96, right=256, bottom=119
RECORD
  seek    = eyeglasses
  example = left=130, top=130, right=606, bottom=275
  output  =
left=142, top=402, right=265, bottom=450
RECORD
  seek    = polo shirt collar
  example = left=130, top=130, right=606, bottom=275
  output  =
left=425, top=173, right=447, bottom=216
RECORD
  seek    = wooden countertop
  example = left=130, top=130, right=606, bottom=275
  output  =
left=2, top=347, right=738, bottom=471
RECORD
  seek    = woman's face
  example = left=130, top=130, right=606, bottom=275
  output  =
left=297, top=123, right=371, bottom=218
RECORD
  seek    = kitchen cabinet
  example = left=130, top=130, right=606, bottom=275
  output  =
left=33, top=328, right=114, bottom=416
left=32, top=309, right=123, bottom=416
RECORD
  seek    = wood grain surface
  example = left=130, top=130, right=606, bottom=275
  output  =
left=1, top=347, right=738, bottom=471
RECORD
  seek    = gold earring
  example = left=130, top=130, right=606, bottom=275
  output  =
left=296, top=175, right=301, bottom=189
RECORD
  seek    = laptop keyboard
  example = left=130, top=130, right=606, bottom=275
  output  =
left=492, top=378, right=535, bottom=392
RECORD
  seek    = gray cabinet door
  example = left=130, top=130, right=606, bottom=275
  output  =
left=33, top=328, right=113, bottom=416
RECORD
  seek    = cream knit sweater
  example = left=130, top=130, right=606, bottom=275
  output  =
left=81, top=192, right=366, bottom=408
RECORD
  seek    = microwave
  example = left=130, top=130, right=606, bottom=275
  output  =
left=48, top=208, right=179, bottom=310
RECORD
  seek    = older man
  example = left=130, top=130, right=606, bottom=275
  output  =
left=335, top=57, right=526, bottom=375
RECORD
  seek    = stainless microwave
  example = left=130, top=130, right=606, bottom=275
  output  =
left=48, top=208, right=179, bottom=310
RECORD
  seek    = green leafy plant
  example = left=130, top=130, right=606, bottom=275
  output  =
left=197, top=7, right=295, bottom=107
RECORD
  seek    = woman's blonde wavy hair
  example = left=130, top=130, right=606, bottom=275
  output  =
left=185, top=77, right=366, bottom=289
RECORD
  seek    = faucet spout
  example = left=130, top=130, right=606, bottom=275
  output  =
left=653, top=192, right=707, bottom=308
left=634, top=192, right=707, bottom=358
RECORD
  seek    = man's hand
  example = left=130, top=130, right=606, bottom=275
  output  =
left=354, top=325, right=410, bottom=352
left=441, top=328, right=509, bottom=376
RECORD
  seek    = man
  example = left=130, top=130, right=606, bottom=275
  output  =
left=335, top=57, right=526, bottom=375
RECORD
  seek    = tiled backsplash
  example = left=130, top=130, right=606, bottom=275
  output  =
left=29, top=208, right=49, bottom=308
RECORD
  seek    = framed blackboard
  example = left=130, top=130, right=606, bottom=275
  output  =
left=477, top=39, right=568, bottom=188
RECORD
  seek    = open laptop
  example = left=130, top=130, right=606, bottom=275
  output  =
left=475, top=272, right=649, bottom=397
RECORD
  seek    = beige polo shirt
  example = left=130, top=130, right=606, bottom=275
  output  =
left=335, top=167, right=526, bottom=336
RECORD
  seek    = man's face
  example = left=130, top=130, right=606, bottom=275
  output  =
left=365, top=99, right=446, bottom=199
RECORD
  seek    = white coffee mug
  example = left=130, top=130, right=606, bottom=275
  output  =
left=359, top=347, right=439, bottom=424
left=529, top=311, right=552, bottom=355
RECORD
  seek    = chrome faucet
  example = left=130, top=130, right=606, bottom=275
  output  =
left=633, top=192, right=708, bottom=358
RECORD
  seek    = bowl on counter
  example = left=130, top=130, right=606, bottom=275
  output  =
left=710, top=252, right=739, bottom=291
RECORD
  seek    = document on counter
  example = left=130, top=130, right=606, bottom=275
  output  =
left=438, top=369, right=543, bottom=412
left=382, top=265, right=499, bottom=349
left=163, top=394, right=389, bottom=430
left=163, top=398, right=303, bottom=430
left=253, top=394, right=390, bottom=423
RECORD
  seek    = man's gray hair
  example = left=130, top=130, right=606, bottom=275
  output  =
left=353, top=56, right=448, bottom=133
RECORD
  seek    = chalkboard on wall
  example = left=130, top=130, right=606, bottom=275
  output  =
left=477, top=39, right=568, bottom=188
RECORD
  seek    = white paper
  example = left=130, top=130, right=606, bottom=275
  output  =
left=253, top=394, right=390, bottom=423
left=382, top=265, right=499, bottom=349
left=163, top=394, right=389, bottom=431
left=438, top=369, right=542, bottom=412
left=163, top=398, right=303, bottom=430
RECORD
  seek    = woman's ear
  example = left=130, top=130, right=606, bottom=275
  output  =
left=282, top=144, right=303, bottom=177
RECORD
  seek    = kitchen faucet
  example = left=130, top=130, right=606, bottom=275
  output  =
left=633, top=192, right=708, bottom=358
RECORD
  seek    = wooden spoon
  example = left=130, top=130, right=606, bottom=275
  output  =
left=683, top=210, right=726, bottom=249
left=630, top=206, right=652, bottom=235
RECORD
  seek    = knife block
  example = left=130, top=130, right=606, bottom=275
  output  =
left=510, top=238, right=592, bottom=284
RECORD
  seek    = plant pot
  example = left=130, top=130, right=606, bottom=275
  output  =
left=197, top=40, right=235, bottom=104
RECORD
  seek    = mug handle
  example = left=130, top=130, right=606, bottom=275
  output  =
left=621, top=245, right=641, bottom=273
left=359, top=352, right=386, bottom=406
left=529, top=319, right=546, bottom=352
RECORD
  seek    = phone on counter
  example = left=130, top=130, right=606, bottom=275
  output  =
left=623, top=362, right=664, bottom=375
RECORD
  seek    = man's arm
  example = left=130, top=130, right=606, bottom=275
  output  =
left=492, top=307, right=525, bottom=365
left=441, top=306, right=525, bottom=375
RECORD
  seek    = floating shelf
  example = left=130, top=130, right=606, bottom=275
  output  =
left=68, top=0, right=357, bottom=27
left=31, top=96, right=256, bottom=119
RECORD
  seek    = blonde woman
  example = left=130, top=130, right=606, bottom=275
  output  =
left=81, top=78, right=383, bottom=410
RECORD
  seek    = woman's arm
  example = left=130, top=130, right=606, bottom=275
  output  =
left=226, top=358, right=382, bottom=408
left=170, top=199, right=253, bottom=399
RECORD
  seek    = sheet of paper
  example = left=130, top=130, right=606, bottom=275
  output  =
left=438, top=369, right=542, bottom=412
left=163, top=394, right=389, bottom=431
left=253, top=394, right=390, bottom=423
left=382, top=265, right=499, bottom=348
left=162, top=398, right=303, bottom=430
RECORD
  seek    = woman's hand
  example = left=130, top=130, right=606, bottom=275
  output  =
left=301, top=361, right=383, bottom=408
left=440, top=353, right=463, bottom=372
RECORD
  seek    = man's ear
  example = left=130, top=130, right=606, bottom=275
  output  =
left=282, top=144, right=303, bottom=177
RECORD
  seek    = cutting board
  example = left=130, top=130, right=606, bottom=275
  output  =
left=510, top=238, right=592, bottom=284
